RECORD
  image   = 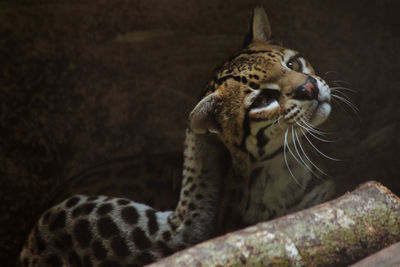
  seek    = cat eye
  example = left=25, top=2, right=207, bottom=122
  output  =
left=286, top=57, right=303, bottom=72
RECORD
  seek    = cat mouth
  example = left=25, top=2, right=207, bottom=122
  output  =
left=248, top=89, right=281, bottom=120
left=250, top=89, right=280, bottom=110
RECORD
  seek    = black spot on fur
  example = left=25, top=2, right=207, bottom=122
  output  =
left=54, top=233, right=73, bottom=250
left=185, top=220, right=192, bottom=226
left=189, top=184, right=197, bottom=192
left=83, top=255, right=93, bottom=267
left=249, top=168, right=263, bottom=190
left=162, top=231, right=171, bottom=241
left=186, top=176, right=193, bottom=183
left=111, top=236, right=130, bottom=257
left=73, top=203, right=96, bottom=217
left=82, top=203, right=96, bottom=214
left=97, top=203, right=113, bottom=216
left=97, top=217, right=120, bottom=238
left=87, top=196, right=98, bottom=201
left=92, top=240, right=107, bottom=259
left=167, top=217, right=178, bottom=231
left=195, top=194, right=204, bottom=200
left=146, top=209, right=159, bottom=235
left=188, top=203, right=197, bottom=210
left=117, top=199, right=130, bottom=205
left=182, top=233, right=190, bottom=243
left=256, top=126, right=270, bottom=150
left=99, top=261, right=122, bottom=267
left=157, top=241, right=174, bottom=256
left=45, top=254, right=62, bottom=267
left=68, top=251, right=82, bottom=267
left=73, top=219, right=92, bottom=248
left=66, top=196, right=80, bottom=208
left=233, top=75, right=241, bottom=82
left=249, top=82, right=260, bottom=89
left=49, top=210, right=66, bottom=231
left=138, top=251, right=155, bottom=264
left=72, top=206, right=82, bottom=218
left=131, top=227, right=151, bottom=249
left=121, top=206, right=139, bottom=225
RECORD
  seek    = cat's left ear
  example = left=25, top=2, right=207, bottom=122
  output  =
left=189, top=92, right=222, bottom=134
left=252, top=7, right=272, bottom=42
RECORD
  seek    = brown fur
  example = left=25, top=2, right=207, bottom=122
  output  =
left=20, top=7, right=335, bottom=266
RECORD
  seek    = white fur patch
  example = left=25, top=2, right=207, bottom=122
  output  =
left=311, top=102, right=331, bottom=126
left=260, top=83, right=280, bottom=90
left=249, top=100, right=280, bottom=121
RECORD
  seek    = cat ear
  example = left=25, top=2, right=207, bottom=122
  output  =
left=252, top=7, right=272, bottom=42
left=189, top=92, right=221, bottom=134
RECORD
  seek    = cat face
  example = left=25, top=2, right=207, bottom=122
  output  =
left=189, top=7, right=331, bottom=167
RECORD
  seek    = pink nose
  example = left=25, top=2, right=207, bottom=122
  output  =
left=294, top=77, right=319, bottom=100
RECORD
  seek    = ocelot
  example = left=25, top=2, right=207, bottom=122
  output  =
left=20, top=7, right=334, bottom=266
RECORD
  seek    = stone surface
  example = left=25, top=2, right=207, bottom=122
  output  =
left=149, top=181, right=400, bottom=266
left=0, top=0, right=399, bottom=265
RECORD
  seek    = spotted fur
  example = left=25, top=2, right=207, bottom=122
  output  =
left=20, top=7, right=335, bottom=266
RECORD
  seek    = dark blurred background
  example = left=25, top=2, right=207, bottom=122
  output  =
left=1, top=0, right=399, bottom=265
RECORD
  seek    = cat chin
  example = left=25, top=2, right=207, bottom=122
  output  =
left=310, top=102, right=331, bottom=126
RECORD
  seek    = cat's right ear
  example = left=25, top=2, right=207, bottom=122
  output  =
left=189, top=92, right=222, bottom=134
left=243, top=7, right=272, bottom=46
left=252, top=7, right=272, bottom=42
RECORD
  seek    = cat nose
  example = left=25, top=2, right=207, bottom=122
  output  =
left=294, top=76, right=319, bottom=100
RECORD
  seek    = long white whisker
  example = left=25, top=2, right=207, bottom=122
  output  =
left=301, top=129, right=341, bottom=161
left=306, top=130, right=335, bottom=143
left=277, top=118, right=284, bottom=130
left=295, top=130, right=328, bottom=176
left=284, top=129, right=305, bottom=189
left=287, top=127, right=307, bottom=169
left=291, top=127, right=323, bottom=179
left=330, top=86, right=356, bottom=93
left=299, top=118, right=328, bottom=136
left=330, top=96, right=347, bottom=113
left=324, top=70, right=340, bottom=77
left=331, top=94, right=358, bottom=111
left=331, top=94, right=360, bottom=120
left=270, top=115, right=282, bottom=129
left=330, top=80, right=352, bottom=86
left=295, top=120, right=330, bottom=141
left=331, top=89, right=352, bottom=101
left=296, top=120, right=334, bottom=143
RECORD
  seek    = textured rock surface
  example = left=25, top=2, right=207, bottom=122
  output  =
left=350, top=241, right=400, bottom=267
left=149, top=181, right=400, bottom=266
left=0, top=0, right=399, bottom=265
